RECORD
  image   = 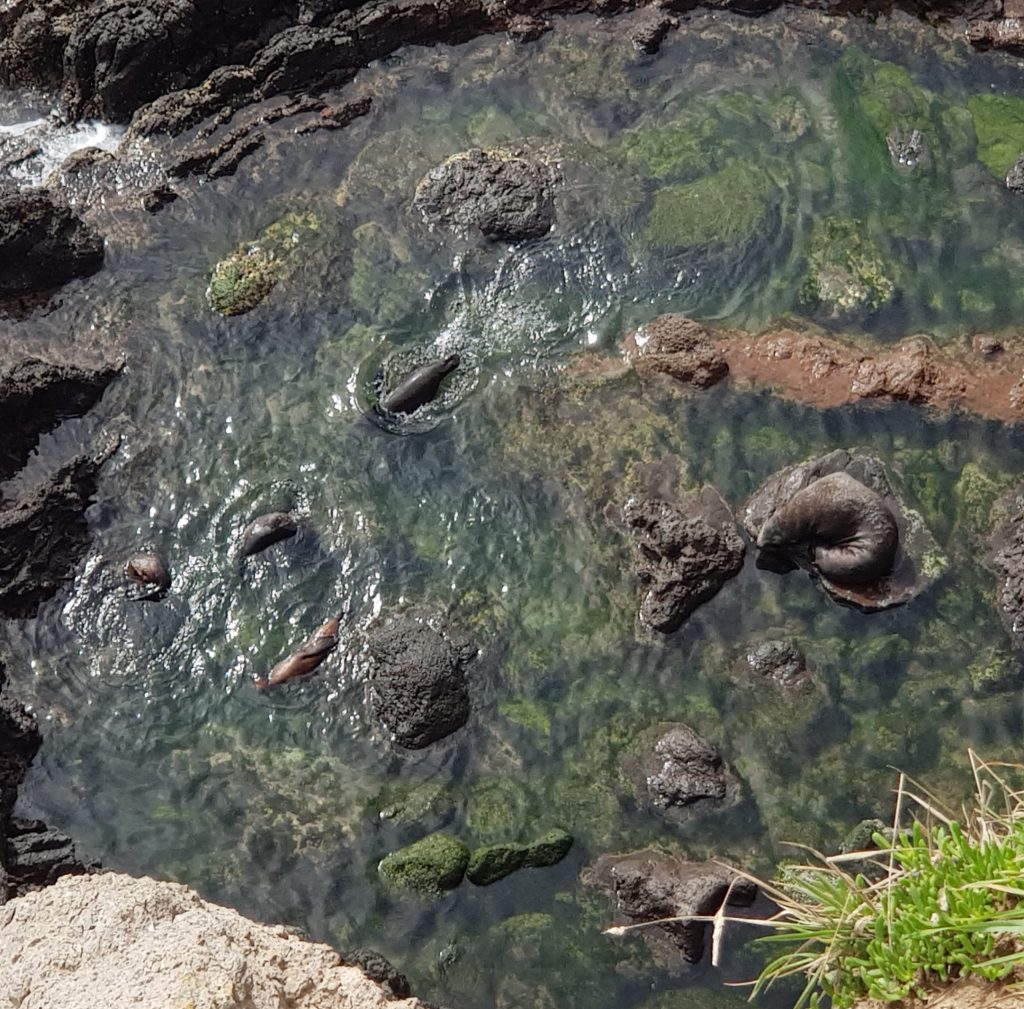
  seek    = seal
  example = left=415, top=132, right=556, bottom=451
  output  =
left=124, top=552, right=171, bottom=599
left=377, top=354, right=460, bottom=415
left=254, top=615, right=340, bottom=690
left=240, top=511, right=297, bottom=557
left=756, top=471, right=899, bottom=585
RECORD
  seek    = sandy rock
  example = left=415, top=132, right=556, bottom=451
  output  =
left=624, top=314, right=729, bottom=390
left=0, top=872, right=434, bottom=1009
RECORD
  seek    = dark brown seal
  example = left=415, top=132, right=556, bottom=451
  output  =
left=254, top=615, right=339, bottom=690
left=240, top=511, right=297, bottom=557
left=124, top=552, right=171, bottom=599
left=756, top=472, right=899, bottom=585
left=377, top=354, right=460, bottom=415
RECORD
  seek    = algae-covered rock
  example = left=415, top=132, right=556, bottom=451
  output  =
left=378, top=833, right=469, bottom=897
left=206, top=211, right=320, bottom=316
left=802, top=217, right=894, bottom=319
left=465, top=830, right=573, bottom=886
left=967, top=94, right=1024, bottom=179
left=523, top=828, right=574, bottom=868
left=641, top=160, right=774, bottom=252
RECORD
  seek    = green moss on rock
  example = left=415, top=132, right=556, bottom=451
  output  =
left=378, top=833, right=469, bottom=897
left=802, top=217, right=894, bottom=317
left=522, top=828, right=573, bottom=867
left=467, top=842, right=528, bottom=886
left=968, top=93, right=1024, bottom=178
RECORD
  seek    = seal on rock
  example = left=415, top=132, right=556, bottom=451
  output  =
left=756, top=471, right=898, bottom=585
left=124, top=553, right=171, bottom=600
left=240, top=511, right=297, bottom=557
left=254, top=615, right=339, bottom=690
left=377, top=354, right=460, bottom=416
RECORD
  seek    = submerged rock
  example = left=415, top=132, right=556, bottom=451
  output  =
left=378, top=833, right=469, bottom=897
left=413, top=148, right=558, bottom=242
left=802, top=217, right=894, bottom=319
left=989, top=484, right=1024, bottom=652
left=622, top=314, right=728, bottom=390
left=367, top=611, right=476, bottom=747
left=345, top=948, right=412, bottom=999
left=582, top=849, right=756, bottom=963
left=743, top=449, right=945, bottom=612
left=466, top=829, right=573, bottom=886
left=743, top=639, right=807, bottom=687
left=623, top=486, right=745, bottom=633
left=0, top=189, right=104, bottom=303
left=629, top=11, right=677, bottom=54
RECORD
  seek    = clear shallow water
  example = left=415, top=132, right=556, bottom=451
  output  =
left=6, top=9, right=1024, bottom=1008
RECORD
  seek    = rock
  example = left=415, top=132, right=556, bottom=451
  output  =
left=367, top=611, right=476, bottom=748
left=505, top=15, right=550, bottom=42
left=625, top=723, right=741, bottom=821
left=378, top=833, right=469, bottom=897
left=623, top=486, right=745, bottom=633
left=973, top=334, right=1004, bottom=356
left=0, top=872, right=438, bottom=1007
left=466, top=829, right=573, bottom=886
left=743, top=449, right=945, bottom=612
left=989, top=484, right=1024, bottom=652
left=743, top=640, right=807, bottom=687
left=802, top=217, right=894, bottom=320
left=838, top=818, right=892, bottom=854
left=412, top=148, right=558, bottom=242
left=0, top=189, right=104, bottom=302
left=968, top=18, right=1024, bottom=55
left=0, top=355, right=121, bottom=482
left=344, top=948, right=412, bottom=999
left=629, top=11, right=676, bottom=53
left=1008, top=153, right=1024, bottom=193
left=885, top=127, right=925, bottom=169
left=623, top=314, right=728, bottom=390
left=0, top=444, right=116, bottom=618
left=582, top=849, right=756, bottom=963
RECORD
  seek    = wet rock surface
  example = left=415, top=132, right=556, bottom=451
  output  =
left=0, top=190, right=104, bottom=303
left=743, top=449, right=944, bottom=612
left=367, top=611, right=476, bottom=748
left=743, top=639, right=808, bottom=687
left=345, top=948, right=412, bottom=999
left=413, top=149, right=558, bottom=242
left=623, top=486, right=746, bottom=633
left=625, top=723, right=741, bottom=820
left=466, top=829, right=574, bottom=886
left=623, top=314, right=729, bottom=390
left=989, top=484, right=1024, bottom=652
left=582, top=849, right=756, bottom=963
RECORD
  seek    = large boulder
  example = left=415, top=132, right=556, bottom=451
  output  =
left=413, top=148, right=558, bottom=242
left=582, top=849, right=756, bottom=963
left=623, top=486, right=745, bottom=633
left=622, top=314, right=728, bottom=390
left=367, top=610, right=476, bottom=748
left=0, top=872, right=436, bottom=1008
left=0, top=190, right=104, bottom=302
left=743, top=450, right=945, bottom=612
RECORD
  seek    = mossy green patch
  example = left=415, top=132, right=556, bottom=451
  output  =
left=802, top=217, right=894, bottom=317
left=378, top=833, right=470, bottom=897
left=968, top=93, right=1024, bottom=178
left=347, top=221, right=428, bottom=326
left=641, top=160, right=773, bottom=250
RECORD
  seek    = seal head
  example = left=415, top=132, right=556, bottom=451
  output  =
left=756, top=471, right=898, bottom=585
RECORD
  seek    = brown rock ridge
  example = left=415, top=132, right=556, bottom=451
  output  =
left=0, top=871, right=437, bottom=1009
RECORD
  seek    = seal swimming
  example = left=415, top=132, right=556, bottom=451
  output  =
left=377, top=354, right=460, bottom=415
left=254, top=615, right=340, bottom=690
left=240, top=511, right=298, bottom=558
left=756, top=471, right=899, bottom=585
left=124, top=552, right=171, bottom=599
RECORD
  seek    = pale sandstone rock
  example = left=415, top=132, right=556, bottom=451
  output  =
left=0, top=872, right=429, bottom=1009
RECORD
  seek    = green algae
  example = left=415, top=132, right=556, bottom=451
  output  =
left=378, top=833, right=470, bottom=897
left=802, top=216, right=895, bottom=317
left=498, top=697, right=553, bottom=736
left=967, top=94, right=1024, bottom=178
left=466, top=829, right=572, bottom=885
left=348, top=221, right=427, bottom=326
left=206, top=211, right=321, bottom=316
left=641, top=160, right=774, bottom=251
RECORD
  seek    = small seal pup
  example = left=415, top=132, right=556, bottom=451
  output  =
left=254, top=615, right=340, bottom=690
left=377, top=354, right=460, bottom=415
left=240, top=511, right=298, bottom=558
left=757, top=472, right=899, bottom=585
left=124, top=552, right=171, bottom=600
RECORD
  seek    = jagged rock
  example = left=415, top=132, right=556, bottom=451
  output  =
left=367, top=611, right=476, bottom=748
left=629, top=11, right=676, bottom=53
left=5, top=819, right=88, bottom=894
left=1007, top=153, right=1024, bottom=193
left=623, top=314, right=728, bottom=390
left=0, top=443, right=116, bottom=618
left=0, top=872, right=438, bottom=1007
left=743, top=640, right=807, bottom=687
left=624, top=722, right=741, bottom=822
left=990, top=484, right=1024, bottom=652
left=0, top=355, right=121, bottom=482
left=582, top=849, right=756, bottom=963
left=413, top=148, right=558, bottom=242
left=743, top=449, right=945, bottom=612
left=345, top=948, right=412, bottom=999
left=0, top=189, right=104, bottom=302
left=623, top=486, right=745, bottom=633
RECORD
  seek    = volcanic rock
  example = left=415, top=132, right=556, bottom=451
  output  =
left=413, top=149, right=558, bottom=242
left=743, top=639, right=807, bottom=687
left=582, top=849, right=756, bottom=963
left=624, top=314, right=728, bottom=390
left=367, top=611, right=476, bottom=748
left=623, top=486, right=745, bottom=633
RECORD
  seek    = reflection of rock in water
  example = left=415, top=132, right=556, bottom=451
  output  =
left=744, top=449, right=945, bottom=612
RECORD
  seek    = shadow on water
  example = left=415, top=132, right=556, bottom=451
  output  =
left=6, top=8, right=1024, bottom=1008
